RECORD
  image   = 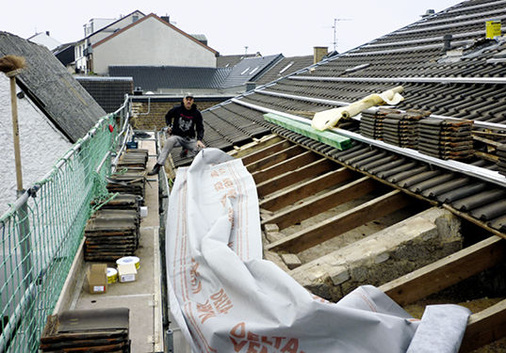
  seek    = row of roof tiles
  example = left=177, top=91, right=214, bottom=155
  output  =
left=184, top=0, right=506, bottom=238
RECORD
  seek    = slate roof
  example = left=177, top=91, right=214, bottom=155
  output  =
left=217, top=54, right=256, bottom=68
left=109, top=66, right=232, bottom=92
left=221, top=54, right=283, bottom=88
left=253, top=55, right=315, bottom=87
left=0, top=32, right=106, bottom=143
left=76, top=76, right=133, bottom=113
left=192, top=0, right=506, bottom=236
left=109, top=54, right=284, bottom=92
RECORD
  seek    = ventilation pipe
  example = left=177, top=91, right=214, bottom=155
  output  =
left=443, top=34, right=453, bottom=53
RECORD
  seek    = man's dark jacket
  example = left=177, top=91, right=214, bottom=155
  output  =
left=165, top=103, right=204, bottom=141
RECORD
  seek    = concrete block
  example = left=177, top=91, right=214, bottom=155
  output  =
left=265, top=231, right=284, bottom=243
left=264, top=223, right=279, bottom=233
left=329, top=266, right=350, bottom=285
left=290, top=207, right=463, bottom=302
left=281, top=254, right=302, bottom=270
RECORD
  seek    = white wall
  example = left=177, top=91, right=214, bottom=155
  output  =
left=0, top=75, right=72, bottom=216
left=93, top=16, right=216, bottom=75
left=76, top=11, right=146, bottom=73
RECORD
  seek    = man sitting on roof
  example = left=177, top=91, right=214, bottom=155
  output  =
left=148, top=93, right=206, bottom=175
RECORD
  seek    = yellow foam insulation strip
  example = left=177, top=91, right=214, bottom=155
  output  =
left=311, top=86, right=405, bottom=131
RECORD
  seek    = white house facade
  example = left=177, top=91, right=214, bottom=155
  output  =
left=75, top=11, right=146, bottom=73
left=0, top=75, right=72, bottom=216
left=91, top=14, right=218, bottom=75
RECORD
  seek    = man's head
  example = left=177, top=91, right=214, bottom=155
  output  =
left=183, top=92, right=194, bottom=110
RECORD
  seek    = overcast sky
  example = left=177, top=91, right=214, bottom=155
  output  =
left=2, top=0, right=464, bottom=56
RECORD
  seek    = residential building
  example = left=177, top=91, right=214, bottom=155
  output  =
left=27, top=31, right=61, bottom=51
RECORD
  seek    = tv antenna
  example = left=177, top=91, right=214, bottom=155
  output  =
left=332, top=18, right=351, bottom=51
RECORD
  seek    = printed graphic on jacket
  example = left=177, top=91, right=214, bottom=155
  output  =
left=179, top=114, right=194, bottom=132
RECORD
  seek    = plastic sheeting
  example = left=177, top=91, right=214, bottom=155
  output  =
left=166, top=148, right=470, bottom=353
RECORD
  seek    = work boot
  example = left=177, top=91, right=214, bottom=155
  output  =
left=148, top=164, right=161, bottom=175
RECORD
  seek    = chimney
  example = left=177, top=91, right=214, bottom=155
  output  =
left=313, top=46, right=328, bottom=64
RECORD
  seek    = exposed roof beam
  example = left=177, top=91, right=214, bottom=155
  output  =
left=266, top=189, right=410, bottom=253
left=251, top=150, right=319, bottom=184
left=379, top=235, right=506, bottom=305
left=256, top=158, right=338, bottom=199
left=259, top=164, right=349, bottom=211
left=262, top=176, right=377, bottom=230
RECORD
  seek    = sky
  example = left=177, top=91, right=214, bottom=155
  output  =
left=1, top=0, right=464, bottom=57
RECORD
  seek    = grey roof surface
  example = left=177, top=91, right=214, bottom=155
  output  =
left=217, top=54, right=256, bottom=68
left=195, top=0, right=506, bottom=236
left=109, top=66, right=232, bottom=91
left=109, top=54, right=284, bottom=92
left=221, top=54, right=283, bottom=88
left=253, top=55, right=315, bottom=86
left=76, top=76, right=133, bottom=113
left=0, top=32, right=106, bottom=143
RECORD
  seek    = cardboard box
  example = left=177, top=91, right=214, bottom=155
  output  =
left=86, top=264, right=108, bottom=294
left=118, top=263, right=137, bottom=283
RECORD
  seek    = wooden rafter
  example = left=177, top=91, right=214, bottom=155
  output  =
left=266, top=189, right=411, bottom=253
left=240, top=138, right=291, bottom=166
left=262, top=176, right=378, bottom=230
left=252, top=151, right=320, bottom=184
left=379, top=236, right=506, bottom=305
left=259, top=165, right=353, bottom=211
left=256, top=158, right=336, bottom=198
left=245, top=144, right=305, bottom=173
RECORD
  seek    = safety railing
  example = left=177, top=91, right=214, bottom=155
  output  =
left=0, top=97, right=131, bottom=353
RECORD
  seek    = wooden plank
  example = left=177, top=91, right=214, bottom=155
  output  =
left=252, top=151, right=320, bottom=184
left=257, top=158, right=335, bottom=198
left=229, top=135, right=283, bottom=159
left=259, top=166, right=353, bottom=211
left=267, top=190, right=410, bottom=253
left=240, top=138, right=291, bottom=166
left=264, top=113, right=353, bottom=150
left=262, top=177, right=377, bottom=230
left=460, top=299, right=506, bottom=352
left=379, top=236, right=506, bottom=305
left=245, top=144, right=306, bottom=173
